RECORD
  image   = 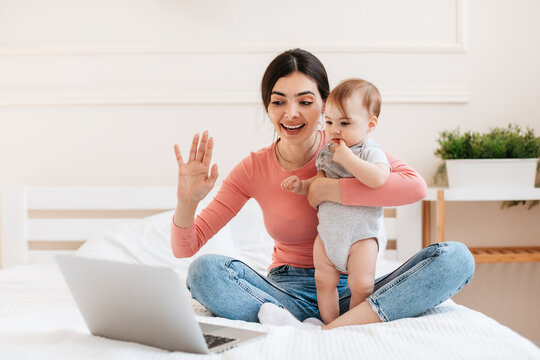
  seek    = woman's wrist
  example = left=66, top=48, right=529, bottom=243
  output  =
left=173, top=200, right=199, bottom=228
left=307, top=177, right=342, bottom=208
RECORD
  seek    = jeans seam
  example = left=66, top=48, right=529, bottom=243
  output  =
left=373, top=243, right=443, bottom=288
left=366, top=257, right=435, bottom=322
left=366, top=297, right=388, bottom=322
left=368, top=244, right=447, bottom=322
left=267, top=266, right=320, bottom=307
left=229, top=268, right=282, bottom=305
left=268, top=265, right=289, bottom=277
left=371, top=245, right=441, bottom=300
left=225, top=259, right=314, bottom=307
left=225, top=259, right=275, bottom=304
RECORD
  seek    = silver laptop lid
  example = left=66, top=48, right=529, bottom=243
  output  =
left=56, top=255, right=209, bottom=353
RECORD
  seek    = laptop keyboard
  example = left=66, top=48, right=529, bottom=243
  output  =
left=204, top=333, right=236, bottom=349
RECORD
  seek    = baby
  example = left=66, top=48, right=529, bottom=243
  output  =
left=281, top=78, right=391, bottom=324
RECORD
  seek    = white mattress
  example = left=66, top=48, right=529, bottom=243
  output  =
left=1, top=262, right=539, bottom=360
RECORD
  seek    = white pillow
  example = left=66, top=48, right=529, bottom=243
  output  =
left=76, top=192, right=273, bottom=273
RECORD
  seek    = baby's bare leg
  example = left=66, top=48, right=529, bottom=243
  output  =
left=313, top=235, right=341, bottom=324
left=347, top=238, right=378, bottom=310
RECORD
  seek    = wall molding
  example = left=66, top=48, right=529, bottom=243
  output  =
left=383, top=89, right=470, bottom=104
left=0, top=1, right=466, bottom=56
left=0, top=42, right=466, bottom=56
left=0, top=88, right=470, bottom=106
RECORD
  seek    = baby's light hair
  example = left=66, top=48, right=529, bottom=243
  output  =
left=327, top=79, right=381, bottom=119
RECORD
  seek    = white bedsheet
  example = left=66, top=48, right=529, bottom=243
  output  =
left=1, top=262, right=539, bottom=360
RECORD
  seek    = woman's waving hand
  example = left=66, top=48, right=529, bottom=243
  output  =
left=173, top=130, right=219, bottom=228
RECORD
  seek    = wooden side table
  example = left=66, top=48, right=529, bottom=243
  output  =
left=422, top=188, right=540, bottom=263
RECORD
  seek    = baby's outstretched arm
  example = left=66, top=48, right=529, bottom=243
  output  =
left=282, top=171, right=326, bottom=195
left=281, top=175, right=306, bottom=195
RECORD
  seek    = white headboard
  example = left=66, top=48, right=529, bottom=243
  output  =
left=0, top=186, right=176, bottom=268
left=0, top=186, right=423, bottom=269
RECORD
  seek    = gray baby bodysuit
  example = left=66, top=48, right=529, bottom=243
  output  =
left=315, top=139, right=390, bottom=272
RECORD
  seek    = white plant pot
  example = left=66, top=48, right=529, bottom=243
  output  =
left=445, top=158, right=538, bottom=189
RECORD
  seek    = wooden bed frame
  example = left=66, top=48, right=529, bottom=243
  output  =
left=0, top=186, right=423, bottom=269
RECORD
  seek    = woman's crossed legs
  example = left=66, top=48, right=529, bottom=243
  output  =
left=186, top=241, right=475, bottom=328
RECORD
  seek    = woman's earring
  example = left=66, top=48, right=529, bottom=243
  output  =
left=319, top=114, right=325, bottom=130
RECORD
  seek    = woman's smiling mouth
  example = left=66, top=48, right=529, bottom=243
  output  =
left=281, top=123, right=306, bottom=133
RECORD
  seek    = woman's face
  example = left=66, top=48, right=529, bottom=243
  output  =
left=267, top=72, right=325, bottom=146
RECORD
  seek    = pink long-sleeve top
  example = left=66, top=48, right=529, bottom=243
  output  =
left=171, top=131, right=427, bottom=270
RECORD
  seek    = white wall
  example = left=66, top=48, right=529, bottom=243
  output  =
left=0, top=0, right=473, bottom=187
left=0, top=0, right=539, bottom=343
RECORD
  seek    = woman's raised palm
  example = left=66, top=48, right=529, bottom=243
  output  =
left=174, top=131, right=218, bottom=204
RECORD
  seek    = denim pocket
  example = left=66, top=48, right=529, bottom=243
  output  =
left=423, top=242, right=445, bottom=259
left=268, top=265, right=289, bottom=277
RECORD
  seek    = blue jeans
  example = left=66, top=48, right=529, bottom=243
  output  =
left=185, top=241, right=475, bottom=323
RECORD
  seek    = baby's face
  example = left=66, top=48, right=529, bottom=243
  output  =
left=323, top=96, right=375, bottom=147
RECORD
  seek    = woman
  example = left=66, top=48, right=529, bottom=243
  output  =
left=172, top=48, right=475, bottom=330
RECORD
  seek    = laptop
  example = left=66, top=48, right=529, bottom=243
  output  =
left=56, top=255, right=266, bottom=353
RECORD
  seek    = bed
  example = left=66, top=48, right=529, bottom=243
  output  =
left=1, top=186, right=539, bottom=359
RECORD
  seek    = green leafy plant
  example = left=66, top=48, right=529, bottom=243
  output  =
left=433, top=124, right=540, bottom=209
left=435, top=124, right=540, bottom=160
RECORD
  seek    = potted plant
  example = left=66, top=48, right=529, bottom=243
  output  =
left=434, top=124, right=540, bottom=189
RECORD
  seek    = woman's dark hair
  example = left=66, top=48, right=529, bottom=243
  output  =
left=261, top=48, right=329, bottom=110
